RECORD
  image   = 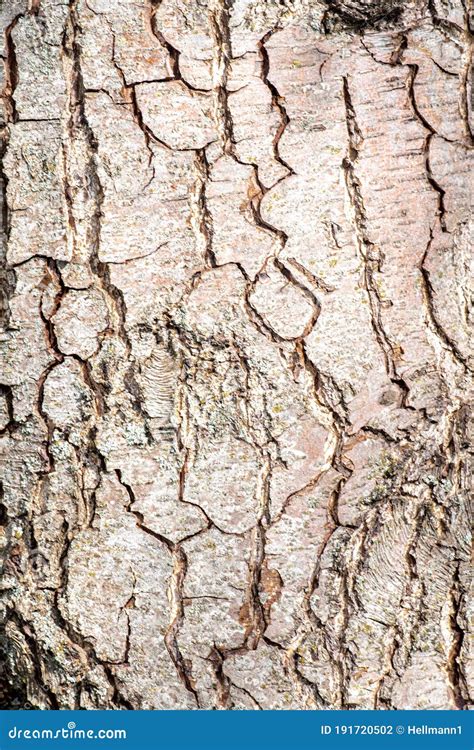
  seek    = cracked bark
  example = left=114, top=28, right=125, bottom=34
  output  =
left=0, top=0, right=472, bottom=710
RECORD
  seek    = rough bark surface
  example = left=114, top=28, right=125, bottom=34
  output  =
left=0, top=0, right=472, bottom=710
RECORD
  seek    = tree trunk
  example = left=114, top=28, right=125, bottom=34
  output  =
left=0, top=0, right=472, bottom=710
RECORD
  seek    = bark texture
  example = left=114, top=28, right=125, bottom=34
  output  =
left=0, top=0, right=473, bottom=710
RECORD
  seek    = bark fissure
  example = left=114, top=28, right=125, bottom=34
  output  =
left=342, top=75, right=410, bottom=406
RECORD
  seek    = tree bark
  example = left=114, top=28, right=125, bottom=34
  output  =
left=0, top=0, right=472, bottom=710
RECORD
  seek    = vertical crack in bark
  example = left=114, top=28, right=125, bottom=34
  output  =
left=325, top=55, right=471, bottom=490
left=294, top=478, right=351, bottom=707
left=459, top=18, right=474, bottom=145
left=205, top=0, right=269, bottom=665
left=0, top=146, right=13, bottom=328
left=404, top=65, right=472, bottom=374
left=115, top=468, right=201, bottom=707
left=165, top=546, right=201, bottom=707
left=190, top=148, right=215, bottom=269
left=148, top=0, right=182, bottom=82
left=445, top=562, right=468, bottom=709
left=3, top=16, right=21, bottom=125
left=242, top=452, right=271, bottom=650
left=116, top=574, right=136, bottom=668
left=437, top=405, right=471, bottom=707
left=48, top=515, right=135, bottom=710
left=258, top=30, right=295, bottom=179
left=108, top=31, right=160, bottom=183
left=148, top=0, right=209, bottom=91
left=207, top=645, right=232, bottom=708
left=406, top=65, right=447, bottom=229
left=206, top=13, right=328, bottom=675
left=342, top=75, right=411, bottom=406
left=289, top=341, right=354, bottom=708
left=338, top=509, right=384, bottom=708
left=62, top=0, right=131, bottom=357
left=371, top=496, right=426, bottom=706
left=419, top=230, right=471, bottom=372
left=209, top=0, right=234, bottom=154
left=208, top=0, right=289, bottom=257
left=36, top=260, right=65, bottom=479
left=1, top=15, right=23, bottom=329
left=0, top=385, right=14, bottom=436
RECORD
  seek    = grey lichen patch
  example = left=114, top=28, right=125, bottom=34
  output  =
left=12, top=0, right=68, bottom=120
left=4, top=123, right=68, bottom=265
left=42, top=359, right=95, bottom=430
left=52, top=289, right=109, bottom=359
left=235, top=0, right=325, bottom=36
left=364, top=449, right=405, bottom=506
